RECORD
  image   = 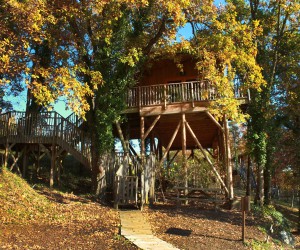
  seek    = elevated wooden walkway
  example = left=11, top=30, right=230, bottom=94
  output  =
left=0, top=111, right=91, bottom=185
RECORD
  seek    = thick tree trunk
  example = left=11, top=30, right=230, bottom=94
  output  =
left=90, top=133, right=102, bottom=196
left=255, top=164, right=264, bottom=206
left=246, top=155, right=251, bottom=196
left=264, top=162, right=271, bottom=205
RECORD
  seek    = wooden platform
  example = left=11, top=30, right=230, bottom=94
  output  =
left=119, top=210, right=179, bottom=250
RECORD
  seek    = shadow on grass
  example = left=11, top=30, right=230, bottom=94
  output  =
left=165, top=227, right=192, bottom=236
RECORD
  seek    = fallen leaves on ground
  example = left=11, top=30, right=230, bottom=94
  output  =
left=143, top=203, right=298, bottom=250
left=0, top=168, right=136, bottom=250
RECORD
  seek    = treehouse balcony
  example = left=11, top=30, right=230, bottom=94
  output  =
left=124, top=80, right=248, bottom=116
left=120, top=79, right=248, bottom=151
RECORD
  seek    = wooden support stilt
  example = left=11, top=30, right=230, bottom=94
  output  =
left=115, top=121, right=129, bottom=154
left=129, top=143, right=141, bottom=162
left=149, top=153, right=155, bottom=205
left=185, top=121, right=229, bottom=195
left=168, top=150, right=179, bottom=167
left=150, top=133, right=155, bottom=153
left=140, top=116, right=145, bottom=209
left=206, top=111, right=225, bottom=134
left=10, top=149, right=23, bottom=175
left=149, top=133, right=156, bottom=205
left=144, top=115, right=161, bottom=139
left=50, top=145, right=56, bottom=188
left=4, top=114, right=11, bottom=168
left=157, top=121, right=181, bottom=203
left=158, top=140, right=163, bottom=160
left=4, top=142, right=8, bottom=168
left=22, top=146, right=28, bottom=178
left=182, top=113, right=188, bottom=205
left=158, top=121, right=181, bottom=167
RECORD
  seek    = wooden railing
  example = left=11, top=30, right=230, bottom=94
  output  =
left=126, top=80, right=247, bottom=108
left=65, top=112, right=84, bottom=128
left=0, top=111, right=91, bottom=167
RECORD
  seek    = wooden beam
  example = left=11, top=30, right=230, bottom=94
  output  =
left=143, top=115, right=161, bottom=139
left=182, top=113, right=188, bottom=204
left=206, top=149, right=214, bottom=159
left=115, top=121, right=129, bottom=154
left=10, top=150, right=24, bottom=175
left=187, top=150, right=194, bottom=161
left=39, top=144, right=51, bottom=159
left=185, top=121, right=229, bottom=195
left=205, top=111, right=224, bottom=134
left=50, top=145, right=56, bottom=188
left=167, top=150, right=179, bottom=167
left=140, top=104, right=208, bottom=116
left=158, top=121, right=181, bottom=167
left=140, top=116, right=145, bottom=209
left=22, top=146, right=28, bottom=178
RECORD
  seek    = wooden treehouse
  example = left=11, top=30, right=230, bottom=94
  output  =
left=0, top=56, right=248, bottom=210
left=114, top=57, right=248, bottom=208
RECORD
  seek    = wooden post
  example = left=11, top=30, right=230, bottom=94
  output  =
left=182, top=113, right=188, bottom=205
left=149, top=134, right=155, bottom=205
left=22, top=146, right=28, bottom=178
left=138, top=86, right=142, bottom=112
left=144, top=115, right=160, bottom=139
left=163, top=84, right=167, bottom=109
left=191, top=82, right=195, bottom=107
left=50, top=145, right=56, bottom=188
left=185, top=121, right=229, bottom=195
left=158, top=121, right=181, bottom=167
left=36, top=145, right=41, bottom=177
left=241, top=196, right=250, bottom=242
left=140, top=116, right=145, bottom=209
left=242, top=207, right=246, bottom=242
left=4, top=114, right=11, bottom=168
left=4, top=142, right=9, bottom=168
left=158, top=139, right=163, bottom=161
left=115, top=121, right=129, bottom=153
left=149, top=153, right=155, bottom=205
left=224, top=114, right=234, bottom=200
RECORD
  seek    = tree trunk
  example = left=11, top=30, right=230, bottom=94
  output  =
left=264, top=161, right=271, bottom=205
left=246, top=155, right=251, bottom=196
left=255, top=164, right=264, bottom=206
left=90, top=132, right=101, bottom=195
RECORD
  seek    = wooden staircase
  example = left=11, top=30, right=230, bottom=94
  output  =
left=0, top=111, right=91, bottom=168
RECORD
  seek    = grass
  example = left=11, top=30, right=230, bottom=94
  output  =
left=0, top=166, right=55, bottom=224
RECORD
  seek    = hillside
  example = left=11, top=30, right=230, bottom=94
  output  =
left=0, top=167, right=136, bottom=249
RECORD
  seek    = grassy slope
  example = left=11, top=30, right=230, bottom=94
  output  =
left=0, top=167, right=136, bottom=249
left=0, top=167, right=54, bottom=224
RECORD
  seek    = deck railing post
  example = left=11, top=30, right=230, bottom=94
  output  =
left=163, top=84, right=167, bottom=109
left=191, top=82, right=195, bottom=107
left=53, top=112, right=57, bottom=143
left=138, top=86, right=141, bottom=112
left=181, top=82, right=185, bottom=102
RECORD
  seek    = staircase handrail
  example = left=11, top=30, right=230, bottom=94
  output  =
left=0, top=111, right=91, bottom=167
